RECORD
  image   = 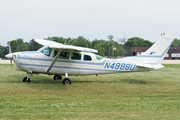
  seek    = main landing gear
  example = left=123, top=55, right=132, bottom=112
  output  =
left=53, top=73, right=72, bottom=85
left=53, top=75, right=62, bottom=80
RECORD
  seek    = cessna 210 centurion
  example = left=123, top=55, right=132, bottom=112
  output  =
left=5, top=35, right=175, bottom=85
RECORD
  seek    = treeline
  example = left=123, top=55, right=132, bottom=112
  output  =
left=1, top=36, right=180, bottom=58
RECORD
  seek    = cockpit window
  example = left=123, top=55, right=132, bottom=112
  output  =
left=83, top=55, right=92, bottom=61
left=71, top=53, right=81, bottom=60
left=38, top=46, right=52, bottom=56
left=95, top=54, right=103, bottom=60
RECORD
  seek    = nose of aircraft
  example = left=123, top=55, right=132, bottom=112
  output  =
left=5, top=53, right=13, bottom=59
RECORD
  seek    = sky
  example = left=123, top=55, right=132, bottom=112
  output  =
left=0, top=0, right=180, bottom=46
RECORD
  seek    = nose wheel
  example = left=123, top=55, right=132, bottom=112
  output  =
left=62, top=73, right=71, bottom=85
left=23, top=77, right=30, bottom=83
left=23, top=73, right=31, bottom=83
left=62, top=78, right=71, bottom=85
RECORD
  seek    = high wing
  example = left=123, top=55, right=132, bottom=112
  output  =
left=34, top=39, right=98, bottom=53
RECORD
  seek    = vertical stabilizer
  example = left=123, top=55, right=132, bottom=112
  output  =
left=120, top=35, right=175, bottom=64
left=140, top=35, right=175, bottom=58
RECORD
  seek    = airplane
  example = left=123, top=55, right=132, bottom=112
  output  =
left=5, top=35, right=175, bottom=85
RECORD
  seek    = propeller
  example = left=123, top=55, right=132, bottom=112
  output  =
left=8, top=42, right=13, bottom=69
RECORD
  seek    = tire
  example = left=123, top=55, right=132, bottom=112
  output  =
left=62, top=78, right=71, bottom=85
left=58, top=75, right=62, bottom=80
left=23, top=77, right=27, bottom=82
left=23, top=77, right=30, bottom=83
left=53, top=75, right=58, bottom=80
left=53, top=75, right=62, bottom=80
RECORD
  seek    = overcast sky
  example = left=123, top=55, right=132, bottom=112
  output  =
left=0, top=0, right=180, bottom=46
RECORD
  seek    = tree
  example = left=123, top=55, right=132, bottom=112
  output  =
left=0, top=45, right=5, bottom=58
left=171, top=39, right=180, bottom=47
left=125, top=37, right=153, bottom=48
left=93, top=44, right=103, bottom=56
left=29, top=39, right=43, bottom=51
left=16, top=38, right=24, bottom=51
left=73, top=36, right=89, bottom=47
left=9, top=38, right=28, bottom=52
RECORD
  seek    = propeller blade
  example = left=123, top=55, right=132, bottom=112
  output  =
left=10, top=58, right=12, bottom=69
left=8, top=41, right=13, bottom=69
left=8, top=42, right=12, bottom=53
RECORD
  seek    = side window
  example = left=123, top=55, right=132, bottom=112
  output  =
left=54, top=51, right=69, bottom=59
left=83, top=55, right=92, bottom=61
left=71, top=53, right=81, bottom=60
left=59, top=51, right=69, bottom=59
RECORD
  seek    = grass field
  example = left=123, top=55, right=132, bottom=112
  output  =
left=0, top=64, right=180, bottom=119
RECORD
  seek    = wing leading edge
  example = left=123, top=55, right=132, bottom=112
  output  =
left=34, top=39, right=98, bottom=53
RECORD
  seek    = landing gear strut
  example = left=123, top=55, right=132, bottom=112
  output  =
left=62, top=73, right=71, bottom=85
left=53, top=75, right=62, bottom=80
left=23, top=73, right=30, bottom=83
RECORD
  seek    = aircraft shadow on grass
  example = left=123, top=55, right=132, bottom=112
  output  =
left=4, top=74, right=148, bottom=85
left=69, top=78, right=148, bottom=84
left=120, top=79, right=148, bottom=84
left=4, top=79, right=148, bottom=85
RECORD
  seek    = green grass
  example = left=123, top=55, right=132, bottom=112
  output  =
left=0, top=64, right=180, bottom=119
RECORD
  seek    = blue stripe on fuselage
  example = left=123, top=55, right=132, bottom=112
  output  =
left=19, top=63, right=127, bottom=72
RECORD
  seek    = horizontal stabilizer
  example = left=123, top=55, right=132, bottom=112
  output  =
left=136, top=64, right=164, bottom=70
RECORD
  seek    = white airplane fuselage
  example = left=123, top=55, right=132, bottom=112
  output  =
left=12, top=50, right=144, bottom=76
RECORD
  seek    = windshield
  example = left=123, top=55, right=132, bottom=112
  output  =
left=38, top=46, right=52, bottom=56
left=95, top=54, right=103, bottom=60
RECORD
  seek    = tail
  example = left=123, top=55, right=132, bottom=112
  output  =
left=120, top=35, right=175, bottom=64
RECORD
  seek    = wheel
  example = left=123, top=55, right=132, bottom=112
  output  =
left=58, top=75, right=62, bottom=80
left=53, top=75, right=62, bottom=80
left=23, top=77, right=30, bottom=83
left=23, top=77, right=27, bottom=82
left=62, top=78, right=71, bottom=85
left=53, top=75, right=58, bottom=80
